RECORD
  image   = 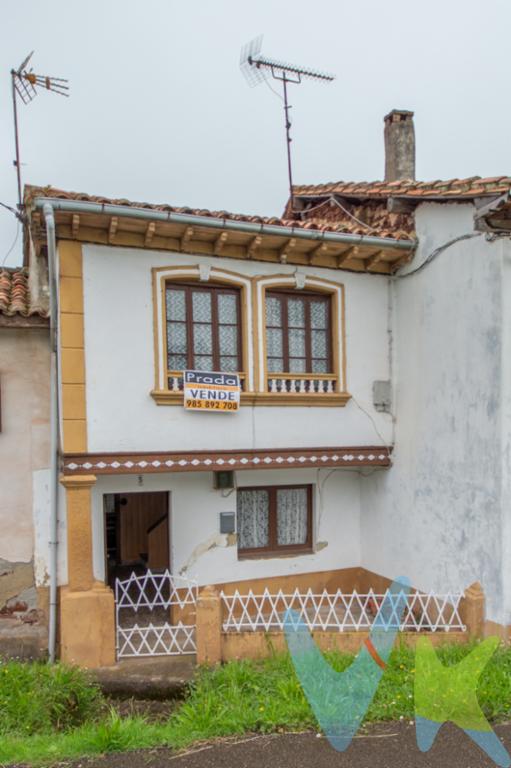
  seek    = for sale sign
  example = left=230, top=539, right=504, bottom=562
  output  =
left=183, top=370, right=240, bottom=412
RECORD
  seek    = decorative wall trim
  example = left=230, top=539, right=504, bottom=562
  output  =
left=59, top=241, right=87, bottom=452
left=63, top=446, right=392, bottom=475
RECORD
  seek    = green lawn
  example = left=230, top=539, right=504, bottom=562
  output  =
left=1, top=642, right=511, bottom=765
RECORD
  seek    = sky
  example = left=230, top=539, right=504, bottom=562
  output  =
left=1, top=0, right=510, bottom=266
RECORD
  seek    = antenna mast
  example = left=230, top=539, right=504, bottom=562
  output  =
left=10, top=51, right=69, bottom=220
left=240, top=37, right=334, bottom=214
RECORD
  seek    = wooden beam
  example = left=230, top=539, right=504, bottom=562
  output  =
left=337, top=246, right=358, bottom=267
left=214, top=231, right=228, bottom=255
left=108, top=217, right=118, bottom=244
left=144, top=222, right=156, bottom=246
left=308, top=242, right=328, bottom=264
left=279, top=237, right=296, bottom=264
left=71, top=214, right=80, bottom=238
left=365, top=250, right=384, bottom=271
left=180, top=226, right=194, bottom=252
left=247, top=235, right=262, bottom=259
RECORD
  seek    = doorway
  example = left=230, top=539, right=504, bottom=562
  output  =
left=104, top=491, right=170, bottom=587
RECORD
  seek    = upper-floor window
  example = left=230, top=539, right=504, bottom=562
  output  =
left=265, top=291, right=331, bottom=374
left=166, top=282, right=241, bottom=373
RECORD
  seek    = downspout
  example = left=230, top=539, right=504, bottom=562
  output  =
left=42, top=202, right=60, bottom=663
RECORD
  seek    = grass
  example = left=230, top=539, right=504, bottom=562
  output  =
left=1, top=642, right=511, bottom=765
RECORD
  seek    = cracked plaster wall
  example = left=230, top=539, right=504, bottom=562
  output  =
left=361, top=203, right=511, bottom=625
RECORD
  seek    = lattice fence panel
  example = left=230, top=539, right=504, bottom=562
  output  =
left=115, top=570, right=197, bottom=658
left=220, top=588, right=465, bottom=633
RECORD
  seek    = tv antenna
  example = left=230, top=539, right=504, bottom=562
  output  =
left=240, top=36, right=334, bottom=214
left=10, top=51, right=69, bottom=219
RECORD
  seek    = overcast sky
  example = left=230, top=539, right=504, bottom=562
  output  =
left=1, top=0, right=510, bottom=266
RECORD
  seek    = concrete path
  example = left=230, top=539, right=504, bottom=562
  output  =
left=65, top=722, right=511, bottom=768
left=93, top=656, right=196, bottom=698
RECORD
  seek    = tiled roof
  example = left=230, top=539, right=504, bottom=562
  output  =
left=24, top=185, right=413, bottom=242
left=0, top=268, right=48, bottom=319
left=293, top=177, right=511, bottom=199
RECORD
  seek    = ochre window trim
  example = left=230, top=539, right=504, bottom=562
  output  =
left=252, top=274, right=350, bottom=407
left=237, top=484, right=313, bottom=559
left=151, top=265, right=253, bottom=405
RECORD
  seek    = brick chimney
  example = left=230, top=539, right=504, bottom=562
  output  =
left=384, top=109, right=415, bottom=181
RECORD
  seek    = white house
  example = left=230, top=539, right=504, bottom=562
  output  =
left=21, top=109, right=511, bottom=666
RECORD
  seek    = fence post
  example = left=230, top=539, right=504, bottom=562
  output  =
left=460, top=582, right=485, bottom=639
left=196, top=585, right=222, bottom=665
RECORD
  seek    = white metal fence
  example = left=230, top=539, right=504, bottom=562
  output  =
left=115, top=570, right=197, bottom=658
left=221, top=588, right=465, bottom=633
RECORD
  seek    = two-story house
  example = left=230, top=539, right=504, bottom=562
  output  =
left=22, top=110, right=511, bottom=666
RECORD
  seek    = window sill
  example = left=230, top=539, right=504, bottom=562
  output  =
left=150, top=390, right=352, bottom=407
left=237, top=548, right=314, bottom=560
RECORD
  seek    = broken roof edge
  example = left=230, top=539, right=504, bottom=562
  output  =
left=30, top=193, right=416, bottom=251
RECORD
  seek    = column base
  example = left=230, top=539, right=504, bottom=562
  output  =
left=60, top=582, right=116, bottom=668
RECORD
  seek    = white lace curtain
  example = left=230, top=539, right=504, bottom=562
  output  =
left=276, top=488, right=307, bottom=545
left=237, top=490, right=269, bottom=549
left=237, top=487, right=308, bottom=549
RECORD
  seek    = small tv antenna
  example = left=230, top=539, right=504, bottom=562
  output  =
left=10, top=51, right=69, bottom=218
left=240, top=36, right=334, bottom=214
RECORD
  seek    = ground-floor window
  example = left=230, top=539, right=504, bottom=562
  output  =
left=236, top=484, right=313, bottom=557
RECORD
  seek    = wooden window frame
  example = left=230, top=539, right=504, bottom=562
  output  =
left=237, top=484, right=313, bottom=559
left=265, top=289, right=333, bottom=375
left=165, top=281, right=242, bottom=374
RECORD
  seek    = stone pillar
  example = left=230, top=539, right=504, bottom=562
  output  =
left=59, top=475, right=116, bottom=667
left=460, top=582, right=485, bottom=639
left=196, top=585, right=222, bottom=665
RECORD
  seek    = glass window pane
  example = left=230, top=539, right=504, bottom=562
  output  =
left=192, top=291, right=212, bottom=322
left=266, top=296, right=282, bottom=327
left=267, top=358, right=284, bottom=373
left=289, top=358, right=306, bottom=373
left=193, top=324, right=213, bottom=355
left=288, top=328, right=305, bottom=357
left=311, top=359, right=328, bottom=373
left=310, top=300, right=327, bottom=329
left=166, top=288, right=186, bottom=321
left=237, top=490, right=269, bottom=549
left=218, top=294, right=237, bottom=324
left=168, top=354, right=186, bottom=370
left=167, top=322, right=187, bottom=354
left=277, top=488, right=308, bottom=545
left=219, top=356, right=238, bottom=372
left=194, top=355, right=213, bottom=370
left=219, top=325, right=237, bottom=356
left=287, top=298, right=305, bottom=327
left=311, top=329, right=327, bottom=358
left=267, top=328, right=283, bottom=357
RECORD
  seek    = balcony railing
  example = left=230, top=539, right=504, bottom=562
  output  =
left=266, top=373, right=337, bottom=394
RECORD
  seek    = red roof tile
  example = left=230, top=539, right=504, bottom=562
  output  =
left=24, top=186, right=414, bottom=242
left=293, top=176, right=511, bottom=199
left=0, top=268, right=48, bottom=319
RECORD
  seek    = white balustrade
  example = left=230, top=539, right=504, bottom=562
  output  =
left=266, top=377, right=337, bottom=394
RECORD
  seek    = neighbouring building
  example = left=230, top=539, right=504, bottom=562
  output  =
left=0, top=264, right=50, bottom=658
left=15, top=109, right=511, bottom=666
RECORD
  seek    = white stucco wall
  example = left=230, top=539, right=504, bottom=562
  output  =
left=360, top=203, right=509, bottom=623
left=80, top=245, right=392, bottom=453
left=86, top=468, right=361, bottom=587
